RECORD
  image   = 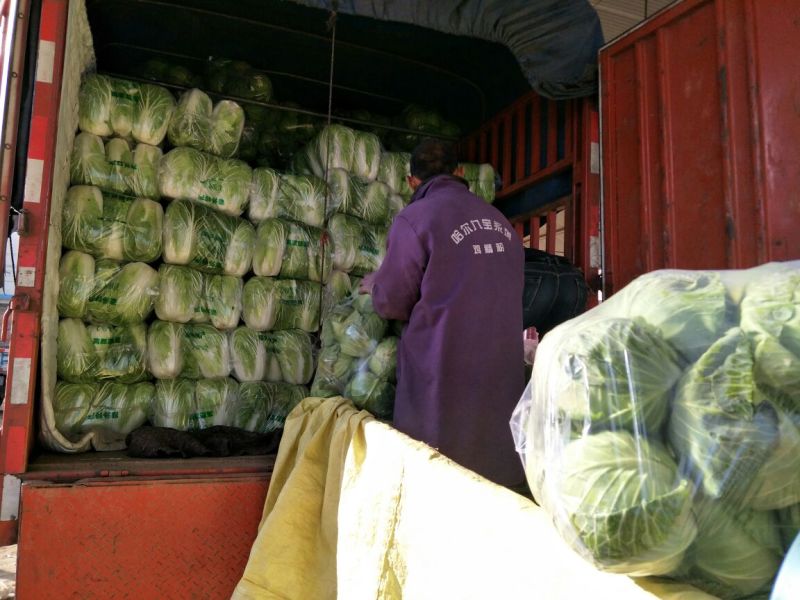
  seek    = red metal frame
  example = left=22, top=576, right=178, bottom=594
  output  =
left=600, top=0, right=800, bottom=295
left=17, top=474, right=269, bottom=598
left=0, top=0, right=67, bottom=544
left=462, top=91, right=575, bottom=202
left=0, top=0, right=26, bottom=275
left=462, top=92, right=601, bottom=301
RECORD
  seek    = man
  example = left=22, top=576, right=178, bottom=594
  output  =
left=360, top=138, right=526, bottom=487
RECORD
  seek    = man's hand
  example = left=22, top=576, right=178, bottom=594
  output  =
left=359, top=272, right=376, bottom=294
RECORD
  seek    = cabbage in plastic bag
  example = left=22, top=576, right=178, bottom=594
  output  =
left=62, top=186, right=163, bottom=262
left=71, top=135, right=162, bottom=200
left=159, top=147, right=252, bottom=217
left=162, top=199, right=254, bottom=276
left=78, top=74, right=175, bottom=145
left=86, top=260, right=159, bottom=324
left=168, top=88, right=245, bottom=158
left=252, top=218, right=330, bottom=283
left=191, top=378, right=238, bottom=429
left=242, top=277, right=321, bottom=333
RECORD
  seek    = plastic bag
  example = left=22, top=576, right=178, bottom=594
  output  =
left=251, top=217, right=332, bottom=283
left=57, top=254, right=159, bottom=324
left=162, top=199, right=255, bottom=276
left=159, top=148, right=252, bottom=217
left=512, top=261, right=800, bottom=598
left=70, top=134, right=162, bottom=200
left=241, top=277, right=322, bottom=333
left=167, top=88, right=245, bottom=158
left=61, top=185, right=163, bottom=262
left=311, top=292, right=397, bottom=419
left=248, top=168, right=336, bottom=228
left=77, top=74, right=176, bottom=146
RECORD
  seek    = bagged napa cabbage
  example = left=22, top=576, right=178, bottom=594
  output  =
left=248, top=168, right=333, bottom=228
left=460, top=163, right=496, bottom=203
left=147, top=320, right=184, bottom=379
left=313, top=293, right=397, bottom=418
left=57, top=250, right=95, bottom=318
left=63, top=259, right=158, bottom=324
left=377, top=152, right=412, bottom=200
left=352, top=130, right=381, bottom=181
left=87, top=323, right=149, bottom=383
left=147, top=320, right=232, bottom=380
left=326, top=168, right=395, bottom=226
left=550, top=431, right=697, bottom=576
left=229, top=327, right=314, bottom=385
left=322, top=270, right=353, bottom=319
left=241, top=277, right=321, bottom=332
left=53, top=382, right=96, bottom=436
left=154, top=264, right=205, bottom=323
left=191, top=378, right=239, bottom=429
left=167, top=88, right=245, bottom=158
left=154, top=265, right=242, bottom=330
left=301, top=124, right=355, bottom=178
left=57, top=319, right=149, bottom=383
left=78, top=74, right=176, bottom=145
left=159, top=147, right=252, bottom=217
left=180, top=324, right=231, bottom=380
left=232, top=382, right=307, bottom=433
left=162, top=199, right=255, bottom=276
left=62, top=186, right=163, bottom=262
left=81, top=381, right=152, bottom=436
left=328, top=213, right=388, bottom=275
left=70, top=133, right=162, bottom=199
left=252, top=218, right=331, bottom=283
left=151, top=378, right=196, bottom=430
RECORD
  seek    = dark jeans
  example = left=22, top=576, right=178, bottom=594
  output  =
left=522, top=248, right=589, bottom=335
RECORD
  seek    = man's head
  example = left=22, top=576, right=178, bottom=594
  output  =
left=407, top=138, right=462, bottom=190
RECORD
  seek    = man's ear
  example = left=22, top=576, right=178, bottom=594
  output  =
left=454, top=165, right=465, bottom=178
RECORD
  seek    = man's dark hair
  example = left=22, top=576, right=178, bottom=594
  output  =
left=410, top=138, right=458, bottom=182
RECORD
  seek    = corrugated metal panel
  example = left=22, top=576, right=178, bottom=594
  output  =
left=599, top=0, right=800, bottom=295
left=17, top=475, right=269, bottom=598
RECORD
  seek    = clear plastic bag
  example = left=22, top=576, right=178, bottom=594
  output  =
left=328, top=213, right=388, bottom=275
left=61, top=185, right=163, bottom=263
left=162, top=199, right=255, bottom=276
left=159, top=148, right=252, bottom=217
left=77, top=74, right=176, bottom=146
left=53, top=380, right=151, bottom=440
left=241, top=277, right=322, bottom=333
left=512, top=261, right=800, bottom=598
left=70, top=134, right=163, bottom=200
left=251, top=217, right=331, bottom=283
left=312, top=292, right=397, bottom=419
left=167, top=88, right=245, bottom=158
left=57, top=254, right=159, bottom=325
left=154, top=264, right=242, bottom=330
left=248, top=168, right=336, bottom=229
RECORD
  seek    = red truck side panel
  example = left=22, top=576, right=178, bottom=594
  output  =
left=17, top=475, right=269, bottom=598
left=600, top=0, right=800, bottom=294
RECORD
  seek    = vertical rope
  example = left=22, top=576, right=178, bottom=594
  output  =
left=317, top=2, right=338, bottom=332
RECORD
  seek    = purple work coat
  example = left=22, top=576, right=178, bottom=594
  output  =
left=371, top=175, right=526, bottom=486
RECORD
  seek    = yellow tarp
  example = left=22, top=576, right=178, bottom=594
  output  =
left=233, top=397, right=716, bottom=600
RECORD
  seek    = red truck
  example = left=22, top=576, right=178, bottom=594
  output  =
left=0, top=0, right=797, bottom=596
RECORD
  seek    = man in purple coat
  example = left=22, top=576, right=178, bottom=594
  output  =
left=360, top=139, right=526, bottom=487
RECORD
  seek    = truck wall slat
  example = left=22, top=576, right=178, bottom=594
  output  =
left=600, top=0, right=800, bottom=294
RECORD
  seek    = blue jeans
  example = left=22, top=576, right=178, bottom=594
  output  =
left=522, top=249, right=588, bottom=335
